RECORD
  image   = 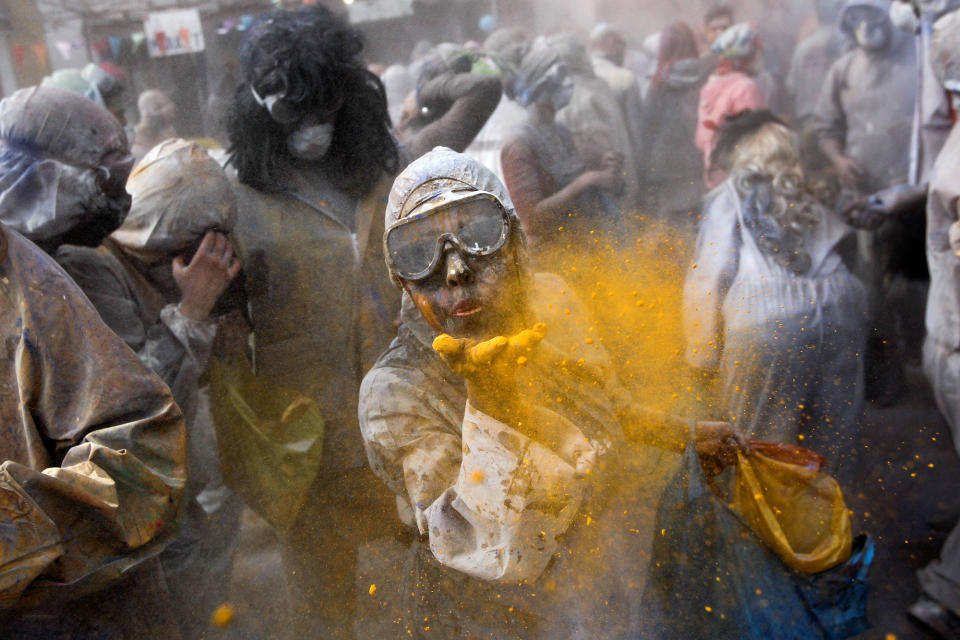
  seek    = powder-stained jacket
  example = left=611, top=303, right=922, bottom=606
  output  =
left=360, top=281, right=667, bottom=638
left=811, top=23, right=917, bottom=191
left=360, top=149, right=670, bottom=638
left=230, top=166, right=400, bottom=481
left=0, top=224, right=185, bottom=632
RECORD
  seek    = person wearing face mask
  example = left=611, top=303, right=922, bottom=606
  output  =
left=501, top=36, right=628, bottom=290
left=0, top=86, right=135, bottom=255
left=810, top=0, right=918, bottom=404
left=56, top=139, right=243, bottom=640
left=359, top=147, right=742, bottom=639
left=813, top=0, right=916, bottom=193
left=0, top=85, right=187, bottom=639
left=223, top=6, right=499, bottom=638
left=547, top=32, right=642, bottom=211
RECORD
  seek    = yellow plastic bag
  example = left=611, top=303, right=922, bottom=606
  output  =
left=209, top=356, right=325, bottom=535
left=733, top=443, right=852, bottom=574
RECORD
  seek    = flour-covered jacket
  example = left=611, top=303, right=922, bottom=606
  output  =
left=359, top=279, right=667, bottom=638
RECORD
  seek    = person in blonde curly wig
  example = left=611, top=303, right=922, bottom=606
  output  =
left=684, top=109, right=868, bottom=484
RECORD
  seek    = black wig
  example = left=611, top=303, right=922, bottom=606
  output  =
left=226, top=5, right=399, bottom=197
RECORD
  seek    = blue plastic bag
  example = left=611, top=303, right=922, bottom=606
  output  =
left=640, top=441, right=872, bottom=639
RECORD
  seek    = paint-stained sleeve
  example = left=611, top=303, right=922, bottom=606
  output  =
left=683, top=184, right=741, bottom=371
left=0, top=229, right=185, bottom=610
left=360, top=365, right=587, bottom=583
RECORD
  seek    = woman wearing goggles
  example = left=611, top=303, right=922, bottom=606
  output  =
left=386, top=184, right=529, bottom=343
left=385, top=189, right=511, bottom=281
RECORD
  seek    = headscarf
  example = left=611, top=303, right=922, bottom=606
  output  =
left=0, top=86, right=132, bottom=247
left=543, top=32, right=594, bottom=77
left=513, top=36, right=568, bottom=106
left=931, top=8, right=960, bottom=92
left=712, top=22, right=761, bottom=61
left=112, top=138, right=236, bottom=257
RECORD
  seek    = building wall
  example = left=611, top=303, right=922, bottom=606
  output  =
left=4, top=0, right=50, bottom=93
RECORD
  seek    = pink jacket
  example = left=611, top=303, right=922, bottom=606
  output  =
left=695, top=69, right=765, bottom=187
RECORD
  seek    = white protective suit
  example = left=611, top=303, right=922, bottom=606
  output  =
left=359, top=148, right=672, bottom=639
left=683, top=173, right=868, bottom=477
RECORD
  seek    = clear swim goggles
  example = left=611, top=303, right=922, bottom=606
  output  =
left=385, top=189, right=511, bottom=281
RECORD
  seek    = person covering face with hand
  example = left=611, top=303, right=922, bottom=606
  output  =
left=55, top=138, right=242, bottom=639
left=360, top=147, right=744, bottom=639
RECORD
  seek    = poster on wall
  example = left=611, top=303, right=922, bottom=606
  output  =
left=348, top=0, right=413, bottom=24
left=144, top=9, right=205, bottom=57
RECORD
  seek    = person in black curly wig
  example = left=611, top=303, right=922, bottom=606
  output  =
left=226, top=4, right=399, bottom=198
left=219, top=6, right=408, bottom=639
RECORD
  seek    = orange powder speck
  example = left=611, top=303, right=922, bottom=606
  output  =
left=470, top=470, right=485, bottom=483
left=211, top=604, right=236, bottom=628
left=585, top=337, right=594, bottom=344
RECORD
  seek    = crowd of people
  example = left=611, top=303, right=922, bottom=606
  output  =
left=1, top=0, right=959, bottom=638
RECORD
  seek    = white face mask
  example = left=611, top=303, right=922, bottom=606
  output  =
left=287, top=122, right=334, bottom=161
